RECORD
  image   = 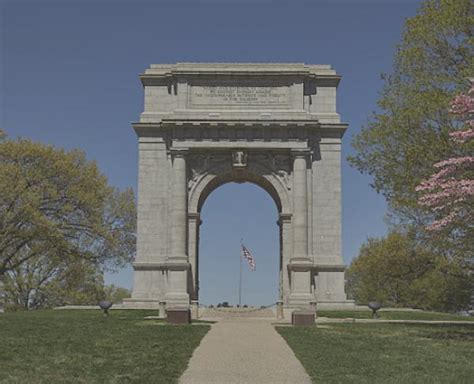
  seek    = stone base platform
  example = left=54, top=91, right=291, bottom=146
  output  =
left=121, top=298, right=160, bottom=309
left=315, top=300, right=356, bottom=310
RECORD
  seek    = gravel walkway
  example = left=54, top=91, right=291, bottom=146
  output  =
left=179, top=318, right=311, bottom=384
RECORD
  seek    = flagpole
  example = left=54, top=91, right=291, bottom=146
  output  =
left=239, top=238, right=243, bottom=307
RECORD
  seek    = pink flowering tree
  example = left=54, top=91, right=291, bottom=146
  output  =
left=416, top=86, right=474, bottom=260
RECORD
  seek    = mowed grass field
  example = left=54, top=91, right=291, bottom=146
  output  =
left=2, top=309, right=473, bottom=384
left=277, top=321, right=474, bottom=384
left=317, top=309, right=474, bottom=321
left=0, top=310, right=209, bottom=384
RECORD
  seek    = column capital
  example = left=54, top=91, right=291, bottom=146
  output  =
left=170, top=148, right=189, bottom=158
left=290, top=148, right=312, bottom=159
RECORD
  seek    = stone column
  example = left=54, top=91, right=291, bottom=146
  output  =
left=188, top=213, right=201, bottom=300
left=165, top=151, right=190, bottom=307
left=279, top=213, right=292, bottom=304
left=292, top=153, right=308, bottom=259
left=170, top=151, right=188, bottom=261
left=288, top=150, right=314, bottom=307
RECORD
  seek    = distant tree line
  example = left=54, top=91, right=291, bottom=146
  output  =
left=346, top=231, right=471, bottom=312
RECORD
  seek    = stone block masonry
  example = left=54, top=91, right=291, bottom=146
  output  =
left=123, top=63, right=354, bottom=310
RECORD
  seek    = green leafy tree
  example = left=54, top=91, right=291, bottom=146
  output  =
left=103, top=284, right=132, bottom=304
left=0, top=136, right=136, bottom=309
left=3, top=256, right=104, bottom=310
left=346, top=231, right=471, bottom=312
left=349, top=0, right=473, bottom=221
left=415, top=86, right=474, bottom=264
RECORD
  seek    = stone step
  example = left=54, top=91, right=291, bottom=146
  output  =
left=200, top=307, right=275, bottom=319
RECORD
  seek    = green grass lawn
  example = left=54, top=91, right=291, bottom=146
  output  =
left=277, top=323, right=474, bottom=384
left=0, top=310, right=210, bottom=384
left=317, top=310, right=474, bottom=321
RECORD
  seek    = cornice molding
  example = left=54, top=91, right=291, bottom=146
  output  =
left=140, top=63, right=341, bottom=87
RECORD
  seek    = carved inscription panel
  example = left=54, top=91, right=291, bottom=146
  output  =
left=189, top=86, right=290, bottom=109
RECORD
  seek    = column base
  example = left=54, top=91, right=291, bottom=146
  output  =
left=287, top=293, right=315, bottom=308
left=190, top=300, right=199, bottom=319
left=164, top=292, right=190, bottom=308
left=316, top=300, right=355, bottom=310
left=121, top=298, right=160, bottom=309
left=287, top=258, right=314, bottom=308
left=165, top=260, right=190, bottom=307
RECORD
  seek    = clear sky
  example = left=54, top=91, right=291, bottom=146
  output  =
left=1, top=0, right=422, bottom=306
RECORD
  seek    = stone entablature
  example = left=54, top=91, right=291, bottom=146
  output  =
left=125, top=63, right=354, bottom=310
left=139, top=63, right=341, bottom=124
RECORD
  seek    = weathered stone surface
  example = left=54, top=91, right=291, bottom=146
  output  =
left=125, top=63, right=353, bottom=309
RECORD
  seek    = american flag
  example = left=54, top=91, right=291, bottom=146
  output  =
left=241, top=244, right=256, bottom=271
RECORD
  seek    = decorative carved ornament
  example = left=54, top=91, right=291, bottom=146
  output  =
left=187, top=151, right=292, bottom=192
left=231, top=151, right=247, bottom=169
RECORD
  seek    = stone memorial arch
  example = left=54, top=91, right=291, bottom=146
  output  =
left=124, top=63, right=353, bottom=309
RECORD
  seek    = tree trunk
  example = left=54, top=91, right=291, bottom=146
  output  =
left=0, top=271, right=5, bottom=313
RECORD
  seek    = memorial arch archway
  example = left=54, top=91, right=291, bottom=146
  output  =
left=125, top=63, right=354, bottom=310
left=187, top=154, right=292, bottom=303
left=194, top=179, right=282, bottom=306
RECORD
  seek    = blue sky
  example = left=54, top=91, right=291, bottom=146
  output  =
left=1, top=0, right=422, bottom=305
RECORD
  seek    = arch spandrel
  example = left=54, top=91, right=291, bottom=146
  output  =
left=187, top=152, right=292, bottom=215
